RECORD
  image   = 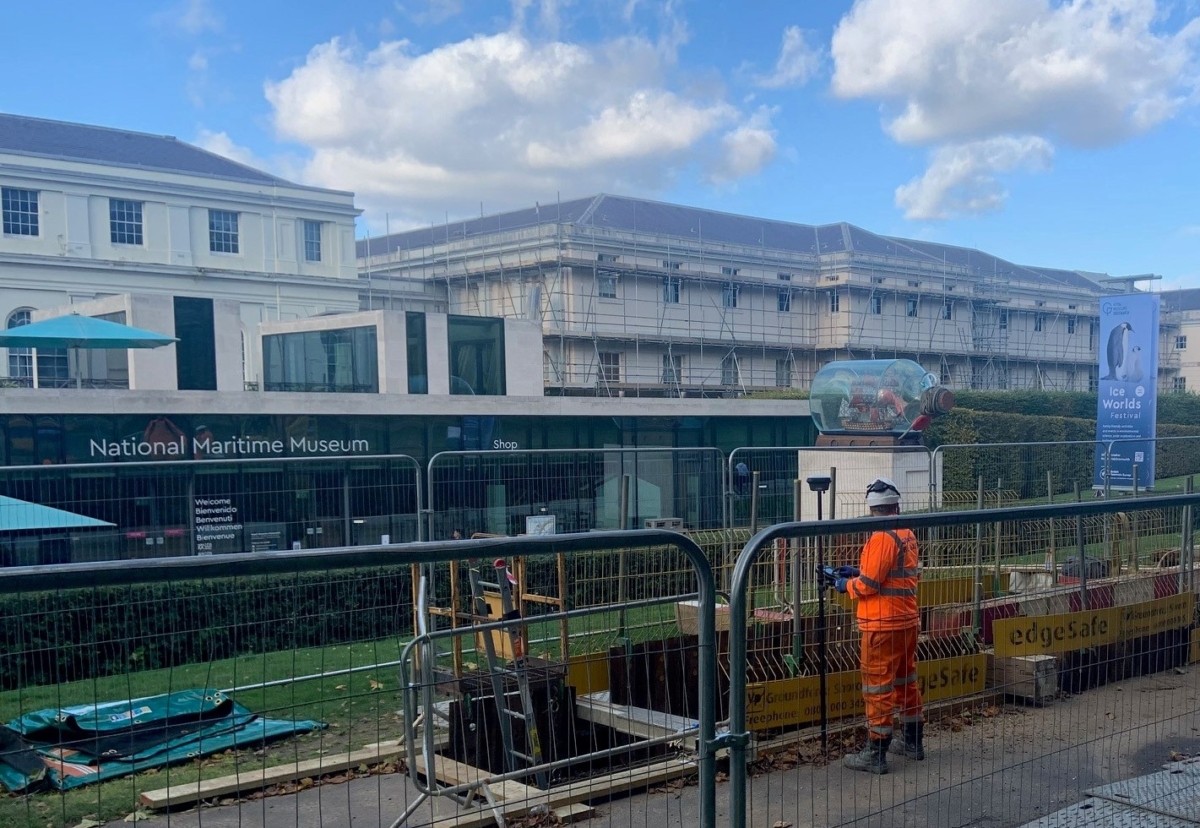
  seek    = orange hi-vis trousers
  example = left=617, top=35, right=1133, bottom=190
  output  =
left=860, top=626, right=923, bottom=739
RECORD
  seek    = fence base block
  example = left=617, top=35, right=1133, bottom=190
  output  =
left=988, top=654, right=1058, bottom=705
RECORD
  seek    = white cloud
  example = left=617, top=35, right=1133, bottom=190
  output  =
left=265, top=29, right=766, bottom=222
left=757, top=26, right=822, bottom=89
left=832, top=0, right=1200, bottom=218
left=895, top=135, right=1053, bottom=220
left=188, top=51, right=208, bottom=71
left=154, top=0, right=223, bottom=35
left=710, top=107, right=778, bottom=183
left=1183, top=224, right=1200, bottom=236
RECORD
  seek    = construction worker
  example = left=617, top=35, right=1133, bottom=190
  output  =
left=829, top=477, right=923, bottom=774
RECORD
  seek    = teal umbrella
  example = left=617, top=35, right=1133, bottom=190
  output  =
left=0, top=313, right=176, bottom=389
left=0, top=496, right=114, bottom=532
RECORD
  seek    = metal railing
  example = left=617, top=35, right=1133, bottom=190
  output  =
left=725, top=491, right=1200, bottom=828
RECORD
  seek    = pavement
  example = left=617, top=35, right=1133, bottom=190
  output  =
left=113, top=668, right=1200, bottom=828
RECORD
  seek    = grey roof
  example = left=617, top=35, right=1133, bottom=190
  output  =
left=0, top=113, right=291, bottom=186
left=357, top=193, right=1106, bottom=293
left=1163, top=288, right=1200, bottom=312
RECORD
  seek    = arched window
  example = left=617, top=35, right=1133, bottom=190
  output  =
left=6, top=308, right=32, bottom=380
left=5, top=309, right=68, bottom=386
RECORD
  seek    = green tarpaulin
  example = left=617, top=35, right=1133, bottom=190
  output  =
left=0, top=689, right=324, bottom=792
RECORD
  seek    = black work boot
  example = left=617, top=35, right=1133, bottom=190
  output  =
left=889, top=722, right=925, bottom=760
left=844, top=737, right=890, bottom=774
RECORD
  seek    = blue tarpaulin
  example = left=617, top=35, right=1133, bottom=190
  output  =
left=0, top=689, right=324, bottom=792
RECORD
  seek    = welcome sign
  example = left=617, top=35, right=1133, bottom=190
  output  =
left=1093, top=293, right=1159, bottom=490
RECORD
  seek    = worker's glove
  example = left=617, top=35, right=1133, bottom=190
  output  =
left=834, top=565, right=860, bottom=579
left=834, top=578, right=849, bottom=594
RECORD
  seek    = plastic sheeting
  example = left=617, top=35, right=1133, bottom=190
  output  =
left=0, top=689, right=323, bottom=792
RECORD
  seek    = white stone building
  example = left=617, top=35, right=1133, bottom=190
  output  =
left=357, top=194, right=1181, bottom=395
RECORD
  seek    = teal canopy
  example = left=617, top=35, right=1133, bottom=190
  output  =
left=0, top=496, right=114, bottom=532
left=0, top=313, right=176, bottom=350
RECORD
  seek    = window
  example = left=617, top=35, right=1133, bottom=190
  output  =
left=870, top=276, right=884, bottom=284
left=1035, top=314, right=1045, bottom=332
left=721, top=266, right=740, bottom=277
left=2, top=187, right=38, bottom=236
left=6, top=309, right=32, bottom=380
left=721, top=354, right=739, bottom=386
left=870, top=294, right=882, bottom=315
left=1176, top=335, right=1188, bottom=350
left=722, top=283, right=739, bottom=308
left=777, top=290, right=791, bottom=312
left=264, top=326, right=379, bottom=393
left=662, top=354, right=682, bottom=384
left=109, top=199, right=144, bottom=245
left=907, top=280, right=920, bottom=288
left=663, top=276, right=681, bottom=304
left=775, top=358, right=791, bottom=388
left=1173, top=377, right=1187, bottom=393
left=406, top=312, right=428, bottom=393
left=1066, top=370, right=1076, bottom=391
left=208, top=209, right=239, bottom=253
left=1089, top=320, right=1097, bottom=348
left=448, top=315, right=506, bottom=395
left=303, top=220, right=322, bottom=262
left=777, top=272, right=792, bottom=282
left=5, top=308, right=67, bottom=386
left=906, top=297, right=918, bottom=317
left=598, top=352, right=620, bottom=383
left=999, top=310, right=1009, bottom=331
left=598, top=273, right=618, bottom=299
left=1067, top=316, right=1076, bottom=334
left=662, top=260, right=680, bottom=270
left=597, top=253, right=619, bottom=263
left=941, top=301, right=953, bottom=320
left=829, top=293, right=840, bottom=313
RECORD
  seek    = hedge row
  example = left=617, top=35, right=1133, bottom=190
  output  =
left=924, top=409, right=1200, bottom=495
left=951, top=391, right=1200, bottom=427
left=0, top=544, right=714, bottom=692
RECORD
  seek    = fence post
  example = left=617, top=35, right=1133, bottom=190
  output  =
left=1075, top=481, right=1088, bottom=610
left=1182, top=476, right=1194, bottom=594
left=993, top=478, right=1002, bottom=596
left=749, top=470, right=760, bottom=535
left=792, top=478, right=803, bottom=667
left=828, top=466, right=837, bottom=520
left=1046, top=470, right=1056, bottom=574
left=1131, top=465, right=1139, bottom=573
left=974, top=475, right=984, bottom=628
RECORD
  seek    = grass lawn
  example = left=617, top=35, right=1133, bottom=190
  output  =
left=0, top=602, right=683, bottom=828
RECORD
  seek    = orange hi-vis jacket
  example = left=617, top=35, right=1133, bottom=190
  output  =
left=846, top=528, right=920, bottom=631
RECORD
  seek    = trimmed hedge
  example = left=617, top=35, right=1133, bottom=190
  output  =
left=951, top=391, right=1200, bottom=427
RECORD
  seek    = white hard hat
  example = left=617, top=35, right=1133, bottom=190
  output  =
left=865, top=478, right=901, bottom=508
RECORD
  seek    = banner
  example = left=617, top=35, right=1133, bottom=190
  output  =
left=1094, top=293, right=1159, bottom=490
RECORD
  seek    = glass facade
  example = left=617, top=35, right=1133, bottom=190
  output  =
left=174, top=297, right=217, bottom=391
left=264, top=326, right=379, bottom=393
left=447, top=315, right=504, bottom=395
left=0, top=410, right=813, bottom=565
left=406, top=312, right=428, bottom=394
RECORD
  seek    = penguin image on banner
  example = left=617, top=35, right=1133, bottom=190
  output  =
left=1126, top=346, right=1144, bottom=383
left=1103, top=322, right=1133, bottom=380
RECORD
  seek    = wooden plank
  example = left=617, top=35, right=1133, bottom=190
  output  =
left=420, top=757, right=697, bottom=828
left=140, top=736, right=447, bottom=809
left=575, top=691, right=699, bottom=746
left=415, top=754, right=535, bottom=804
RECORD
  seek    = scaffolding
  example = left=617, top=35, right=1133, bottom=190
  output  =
left=356, top=196, right=1107, bottom=395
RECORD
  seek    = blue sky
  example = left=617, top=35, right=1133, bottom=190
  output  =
left=4, top=0, right=1199, bottom=286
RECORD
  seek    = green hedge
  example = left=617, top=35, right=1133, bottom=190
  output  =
left=0, top=567, right=415, bottom=692
left=950, top=391, right=1200, bottom=427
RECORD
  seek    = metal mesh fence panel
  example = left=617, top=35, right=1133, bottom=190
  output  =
left=728, top=494, right=1200, bottom=828
left=0, top=455, right=423, bottom=565
left=0, top=532, right=718, bottom=828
